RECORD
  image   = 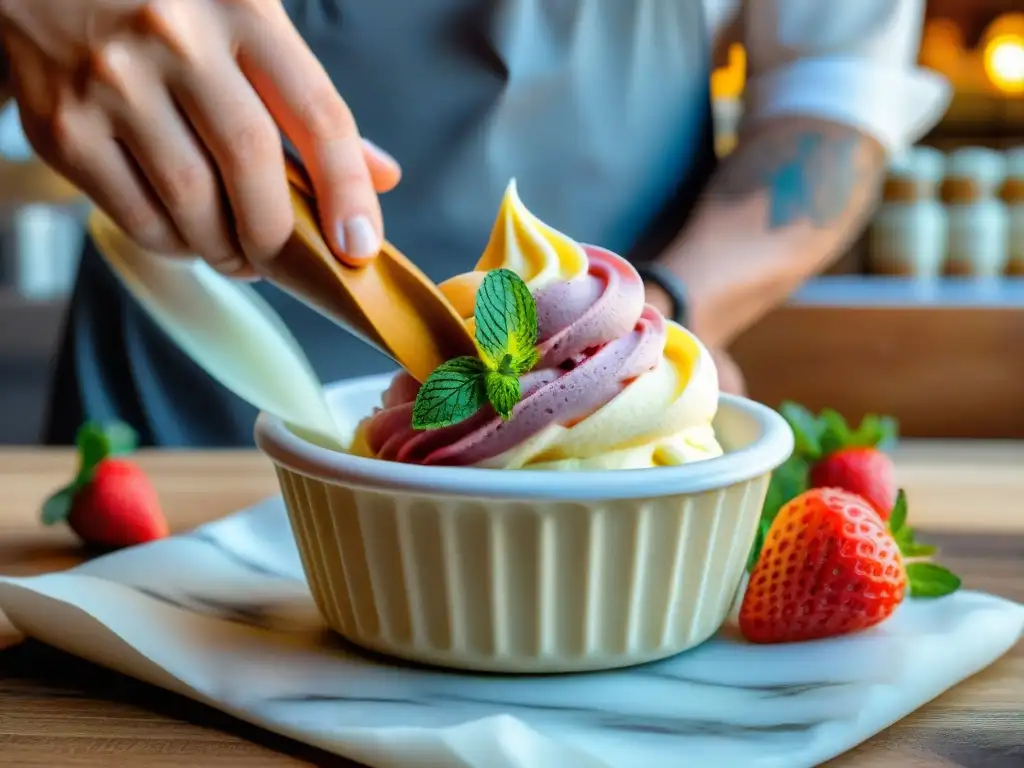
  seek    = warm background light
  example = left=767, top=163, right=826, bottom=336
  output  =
left=981, top=13, right=1024, bottom=94
left=985, top=34, right=1024, bottom=93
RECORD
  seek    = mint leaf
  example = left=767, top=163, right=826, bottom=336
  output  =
left=779, top=402, right=822, bottom=459
left=474, top=268, right=539, bottom=374
left=907, top=562, right=962, bottom=598
left=485, top=371, right=520, bottom=420
left=41, top=485, right=75, bottom=526
left=412, top=357, right=488, bottom=430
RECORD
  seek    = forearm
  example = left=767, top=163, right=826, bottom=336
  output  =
left=659, top=117, right=886, bottom=348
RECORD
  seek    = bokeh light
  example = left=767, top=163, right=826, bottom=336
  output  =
left=984, top=34, right=1024, bottom=93
left=982, top=14, right=1024, bottom=94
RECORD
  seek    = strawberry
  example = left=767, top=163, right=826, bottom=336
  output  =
left=808, top=447, right=896, bottom=519
left=781, top=402, right=899, bottom=519
left=41, top=422, right=169, bottom=550
left=739, top=488, right=961, bottom=644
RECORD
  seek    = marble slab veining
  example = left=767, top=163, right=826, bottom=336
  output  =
left=0, top=497, right=1020, bottom=768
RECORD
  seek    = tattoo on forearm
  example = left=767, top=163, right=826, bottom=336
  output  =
left=712, top=130, right=875, bottom=230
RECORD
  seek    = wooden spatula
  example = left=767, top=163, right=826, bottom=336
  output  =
left=259, top=152, right=477, bottom=382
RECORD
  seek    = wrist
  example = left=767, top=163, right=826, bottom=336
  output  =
left=644, top=281, right=673, bottom=318
left=635, top=261, right=689, bottom=328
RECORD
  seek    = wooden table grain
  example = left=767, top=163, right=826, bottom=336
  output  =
left=0, top=445, right=1021, bottom=768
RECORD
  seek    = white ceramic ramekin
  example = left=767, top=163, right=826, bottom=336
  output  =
left=255, top=373, right=793, bottom=673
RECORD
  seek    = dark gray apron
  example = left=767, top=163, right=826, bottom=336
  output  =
left=45, top=0, right=717, bottom=447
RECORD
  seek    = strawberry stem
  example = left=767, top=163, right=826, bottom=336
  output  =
left=40, top=421, right=138, bottom=527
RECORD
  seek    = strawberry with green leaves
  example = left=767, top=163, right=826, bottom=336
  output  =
left=740, top=487, right=961, bottom=644
left=781, top=402, right=899, bottom=520
left=42, top=422, right=169, bottom=550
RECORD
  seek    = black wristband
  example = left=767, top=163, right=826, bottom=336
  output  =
left=635, top=262, right=689, bottom=328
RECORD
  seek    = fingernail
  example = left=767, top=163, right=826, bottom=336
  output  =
left=214, top=256, right=248, bottom=275
left=339, top=216, right=380, bottom=261
left=361, top=138, right=398, bottom=167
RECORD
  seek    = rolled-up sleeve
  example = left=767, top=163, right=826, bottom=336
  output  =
left=739, top=0, right=951, bottom=154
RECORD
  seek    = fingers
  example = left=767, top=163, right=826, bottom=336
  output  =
left=4, top=28, right=184, bottom=253
left=170, top=57, right=294, bottom=268
left=91, top=40, right=249, bottom=276
left=46, top=123, right=183, bottom=253
left=362, top=139, right=401, bottom=193
left=235, top=4, right=389, bottom=265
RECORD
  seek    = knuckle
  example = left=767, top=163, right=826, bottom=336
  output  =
left=241, top=205, right=293, bottom=261
left=293, top=85, right=353, bottom=143
left=46, top=107, right=87, bottom=165
left=138, top=0, right=201, bottom=63
left=109, top=199, right=169, bottom=249
left=325, top=156, right=375, bottom=198
left=159, top=160, right=214, bottom=210
left=88, top=40, right=132, bottom=94
left=120, top=209, right=166, bottom=247
left=224, top=118, right=279, bottom=170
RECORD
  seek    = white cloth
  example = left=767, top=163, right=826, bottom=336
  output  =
left=0, top=497, right=1021, bottom=768
left=707, top=0, right=950, bottom=153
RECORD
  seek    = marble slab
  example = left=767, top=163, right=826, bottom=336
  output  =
left=0, top=497, right=1020, bottom=768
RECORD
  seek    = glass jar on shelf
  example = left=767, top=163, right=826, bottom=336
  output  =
left=868, top=146, right=947, bottom=278
left=941, top=147, right=1009, bottom=279
left=1002, top=147, right=1024, bottom=277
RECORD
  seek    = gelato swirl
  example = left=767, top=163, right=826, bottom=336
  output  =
left=358, top=181, right=722, bottom=470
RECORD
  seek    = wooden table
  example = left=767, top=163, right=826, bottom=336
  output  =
left=0, top=446, right=1021, bottom=767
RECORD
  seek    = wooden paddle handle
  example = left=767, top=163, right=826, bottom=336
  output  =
left=262, top=154, right=477, bottom=382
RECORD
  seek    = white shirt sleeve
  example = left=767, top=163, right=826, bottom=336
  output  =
left=735, top=0, right=951, bottom=155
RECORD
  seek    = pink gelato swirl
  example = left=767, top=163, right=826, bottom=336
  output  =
left=362, top=246, right=667, bottom=466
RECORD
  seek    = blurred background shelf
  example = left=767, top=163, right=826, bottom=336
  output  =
left=732, top=297, right=1024, bottom=440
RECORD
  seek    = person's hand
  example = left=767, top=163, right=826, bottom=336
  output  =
left=0, top=0, right=401, bottom=276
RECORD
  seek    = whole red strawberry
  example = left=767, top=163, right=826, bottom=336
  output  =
left=781, top=403, right=899, bottom=519
left=41, top=422, right=169, bottom=550
left=809, top=447, right=896, bottom=519
left=740, top=488, right=906, bottom=643
left=740, top=488, right=960, bottom=644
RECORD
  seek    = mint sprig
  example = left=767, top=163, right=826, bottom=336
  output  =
left=412, top=269, right=540, bottom=429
